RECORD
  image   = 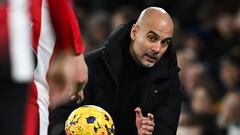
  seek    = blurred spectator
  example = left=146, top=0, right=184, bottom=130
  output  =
left=178, top=104, right=191, bottom=126
left=177, top=49, right=197, bottom=83
left=172, top=20, right=184, bottom=50
left=180, top=63, right=208, bottom=103
left=217, top=90, right=240, bottom=135
left=191, top=84, right=219, bottom=115
left=183, top=30, right=220, bottom=79
left=73, top=1, right=91, bottom=34
left=177, top=113, right=219, bottom=135
left=196, top=1, right=217, bottom=30
left=230, top=9, right=240, bottom=55
left=219, top=54, right=240, bottom=92
left=84, top=10, right=111, bottom=53
left=184, top=33, right=205, bottom=58
left=233, top=9, right=240, bottom=34
left=208, top=11, right=236, bottom=57
left=111, top=6, right=139, bottom=29
left=177, top=125, right=203, bottom=135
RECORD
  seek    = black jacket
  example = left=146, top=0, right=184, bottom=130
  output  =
left=49, top=20, right=182, bottom=135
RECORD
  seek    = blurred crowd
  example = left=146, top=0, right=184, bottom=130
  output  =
left=71, top=0, right=240, bottom=135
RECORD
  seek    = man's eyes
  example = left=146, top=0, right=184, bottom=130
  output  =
left=147, top=35, right=157, bottom=42
left=161, top=39, right=171, bottom=46
left=147, top=33, right=171, bottom=46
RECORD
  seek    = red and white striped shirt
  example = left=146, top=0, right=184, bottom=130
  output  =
left=24, top=0, right=84, bottom=135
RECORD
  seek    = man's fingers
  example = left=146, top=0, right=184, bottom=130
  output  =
left=142, top=119, right=155, bottom=125
left=137, top=118, right=155, bottom=135
left=140, top=122, right=155, bottom=135
left=142, top=125, right=154, bottom=132
left=147, top=113, right=154, bottom=121
left=142, top=119, right=155, bottom=126
left=139, top=130, right=152, bottom=135
left=143, top=130, right=152, bottom=135
left=135, top=107, right=143, bottom=118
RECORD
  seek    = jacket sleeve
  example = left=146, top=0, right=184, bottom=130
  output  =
left=48, top=101, right=79, bottom=135
left=153, top=76, right=182, bottom=135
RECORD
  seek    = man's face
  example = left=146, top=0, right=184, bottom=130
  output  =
left=130, top=19, right=173, bottom=68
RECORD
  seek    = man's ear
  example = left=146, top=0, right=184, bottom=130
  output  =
left=130, top=24, right=138, bottom=40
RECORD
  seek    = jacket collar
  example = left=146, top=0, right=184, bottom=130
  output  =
left=100, top=19, right=135, bottom=84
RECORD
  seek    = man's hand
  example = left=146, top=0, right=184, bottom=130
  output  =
left=135, top=107, right=155, bottom=135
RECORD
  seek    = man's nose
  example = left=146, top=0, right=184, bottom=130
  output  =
left=151, top=42, right=162, bottom=53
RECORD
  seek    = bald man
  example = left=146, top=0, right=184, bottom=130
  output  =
left=49, top=7, right=181, bottom=135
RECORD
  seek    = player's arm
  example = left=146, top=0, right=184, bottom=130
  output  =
left=47, top=0, right=88, bottom=107
left=49, top=70, right=93, bottom=135
left=47, top=52, right=88, bottom=108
